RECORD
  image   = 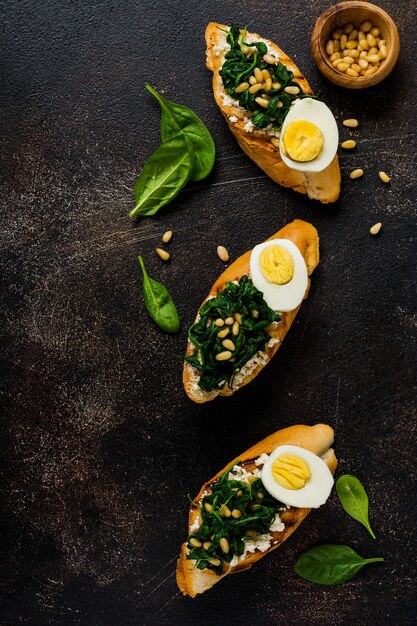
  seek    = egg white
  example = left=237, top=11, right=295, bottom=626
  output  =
left=279, top=98, right=339, bottom=173
left=250, top=239, right=308, bottom=312
left=261, top=444, right=334, bottom=509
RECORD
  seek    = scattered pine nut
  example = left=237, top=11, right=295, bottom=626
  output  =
left=189, top=538, right=202, bottom=548
left=162, top=230, right=172, bottom=243
left=214, top=318, right=225, bottom=327
left=221, top=505, right=232, bottom=517
left=155, top=247, right=170, bottom=261
left=217, top=245, right=229, bottom=262
left=204, top=502, right=213, bottom=513
left=350, top=168, right=364, bottom=179
left=220, top=538, right=230, bottom=554
left=370, top=222, right=382, bottom=235
left=217, top=327, right=229, bottom=339
left=203, top=541, right=212, bottom=550
left=215, top=350, right=232, bottom=361
left=379, top=171, right=391, bottom=183
left=341, top=140, right=357, bottom=149
left=232, top=321, right=240, bottom=336
left=225, top=316, right=234, bottom=325
left=222, top=339, right=235, bottom=351
left=263, top=53, right=277, bottom=64
left=232, top=509, right=242, bottom=519
left=284, top=86, right=299, bottom=95
left=343, top=118, right=359, bottom=128
left=254, top=67, right=263, bottom=82
left=235, top=81, right=249, bottom=93
left=208, top=558, right=221, bottom=566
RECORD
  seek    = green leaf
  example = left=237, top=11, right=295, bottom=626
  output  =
left=130, top=135, right=191, bottom=217
left=146, top=84, right=215, bottom=182
left=294, top=544, right=384, bottom=585
left=336, top=474, right=376, bottom=539
left=138, top=256, right=180, bottom=333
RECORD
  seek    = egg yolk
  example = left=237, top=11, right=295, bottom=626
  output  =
left=282, top=120, right=324, bottom=162
left=271, top=454, right=311, bottom=490
left=260, top=245, right=294, bottom=285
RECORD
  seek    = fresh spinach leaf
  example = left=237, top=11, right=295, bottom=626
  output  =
left=146, top=84, right=215, bottom=182
left=130, top=135, right=191, bottom=218
left=336, top=474, right=376, bottom=539
left=294, top=544, right=384, bottom=585
left=138, top=256, right=180, bottom=333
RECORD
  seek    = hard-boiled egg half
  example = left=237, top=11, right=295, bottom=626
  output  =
left=279, top=98, right=338, bottom=173
left=261, top=445, right=334, bottom=508
left=250, top=239, right=308, bottom=312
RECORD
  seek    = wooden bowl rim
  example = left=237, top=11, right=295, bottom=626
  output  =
left=311, top=1, right=400, bottom=89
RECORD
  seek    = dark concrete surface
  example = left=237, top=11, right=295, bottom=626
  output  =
left=1, top=1, right=416, bottom=624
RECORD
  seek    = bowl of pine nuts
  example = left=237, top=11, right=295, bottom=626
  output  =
left=311, top=1, right=400, bottom=88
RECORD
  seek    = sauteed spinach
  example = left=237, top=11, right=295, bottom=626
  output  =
left=186, top=462, right=282, bottom=574
left=220, top=24, right=309, bottom=130
left=185, top=276, right=280, bottom=393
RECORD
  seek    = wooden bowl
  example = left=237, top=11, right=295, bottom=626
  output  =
left=311, top=1, right=400, bottom=89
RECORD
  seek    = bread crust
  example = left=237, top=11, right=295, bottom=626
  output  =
left=205, top=22, right=341, bottom=203
left=176, top=423, right=337, bottom=597
left=183, top=219, right=319, bottom=402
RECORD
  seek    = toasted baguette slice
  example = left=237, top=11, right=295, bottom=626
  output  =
left=206, top=23, right=341, bottom=203
left=183, top=219, right=319, bottom=403
left=177, top=423, right=337, bottom=597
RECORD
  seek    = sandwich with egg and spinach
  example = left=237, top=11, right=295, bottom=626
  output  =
left=206, top=23, right=341, bottom=202
left=183, top=219, right=318, bottom=403
left=177, top=423, right=337, bottom=597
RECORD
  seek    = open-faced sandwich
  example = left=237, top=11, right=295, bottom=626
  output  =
left=206, top=23, right=341, bottom=203
left=183, top=219, right=319, bottom=403
left=177, top=423, right=337, bottom=597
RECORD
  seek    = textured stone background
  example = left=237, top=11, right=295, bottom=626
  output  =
left=1, top=0, right=416, bottom=624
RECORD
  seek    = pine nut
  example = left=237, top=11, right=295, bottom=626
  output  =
left=349, top=49, right=360, bottom=58
left=348, top=29, right=358, bottom=40
left=379, top=45, right=387, bottom=59
left=254, top=67, right=263, bottom=82
left=342, top=56, right=354, bottom=65
left=262, top=69, right=271, bottom=81
left=232, top=321, right=240, bottom=336
left=218, top=327, right=229, bottom=339
left=222, top=339, right=235, bottom=351
left=217, top=245, right=229, bottom=262
left=358, top=30, right=366, bottom=41
left=343, top=22, right=354, bottom=34
left=371, top=26, right=380, bottom=37
left=359, top=38, right=370, bottom=50
left=270, top=137, right=280, bottom=148
left=232, top=509, right=242, bottom=519
left=189, top=537, right=202, bottom=547
left=204, top=502, right=213, bottom=513
left=346, top=68, right=359, bottom=77
left=368, top=46, right=378, bottom=55
left=263, top=53, right=277, bottom=64
left=221, top=505, right=232, bottom=517
left=326, top=39, right=334, bottom=55
left=332, top=28, right=342, bottom=39
left=162, top=230, right=173, bottom=243
left=248, top=83, right=263, bottom=94
left=343, top=118, right=359, bottom=128
left=235, top=81, right=249, bottom=93
left=379, top=171, right=390, bottom=183
left=284, top=86, right=299, bottom=95
left=332, top=58, right=343, bottom=67
left=255, top=96, right=269, bottom=109
left=350, top=168, right=364, bottom=179
left=249, top=75, right=257, bottom=85
left=337, top=63, right=349, bottom=72
left=251, top=309, right=259, bottom=318
left=360, top=20, right=373, bottom=33
left=236, top=490, right=243, bottom=497
left=225, top=316, right=234, bottom=325
left=271, top=81, right=281, bottom=89
left=203, top=541, right=212, bottom=550
left=365, top=54, right=380, bottom=63
left=220, top=538, right=229, bottom=554
left=264, top=77, right=272, bottom=91
left=334, top=39, right=341, bottom=52
left=352, top=63, right=361, bottom=73
left=346, top=40, right=358, bottom=49
left=155, top=247, right=170, bottom=261
left=215, top=318, right=225, bottom=327
left=341, top=140, right=356, bottom=149
left=370, top=222, right=382, bottom=235
left=216, top=350, right=232, bottom=361
left=364, top=65, right=378, bottom=76
left=367, top=33, right=376, bottom=47
left=360, top=50, right=368, bottom=58
left=330, top=51, right=342, bottom=62
left=340, top=34, right=347, bottom=49
left=208, top=557, right=221, bottom=567
left=358, top=59, right=369, bottom=69
left=233, top=312, right=242, bottom=323
left=378, top=39, right=386, bottom=48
